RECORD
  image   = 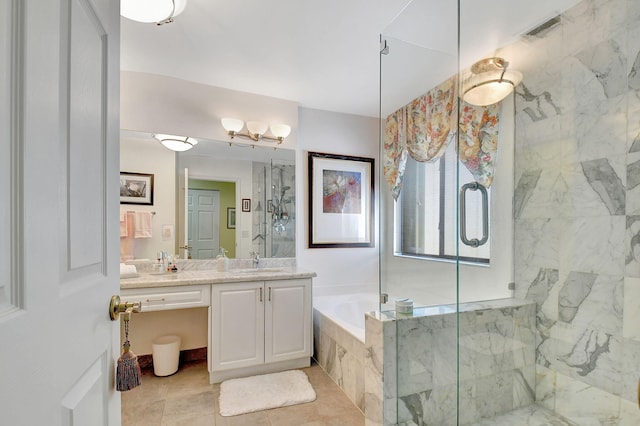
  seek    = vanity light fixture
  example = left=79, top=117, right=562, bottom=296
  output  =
left=153, top=133, right=198, bottom=152
left=121, top=0, right=187, bottom=25
left=462, top=57, right=522, bottom=106
left=221, top=118, right=291, bottom=144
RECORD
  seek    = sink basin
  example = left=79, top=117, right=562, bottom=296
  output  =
left=232, top=268, right=286, bottom=274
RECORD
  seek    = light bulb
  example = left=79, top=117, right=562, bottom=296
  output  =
left=221, top=118, right=244, bottom=133
left=121, top=0, right=187, bottom=23
left=153, top=134, right=198, bottom=152
left=246, top=121, right=268, bottom=136
left=270, top=124, right=291, bottom=139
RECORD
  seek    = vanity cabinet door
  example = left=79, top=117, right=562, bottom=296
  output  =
left=211, top=282, right=265, bottom=371
left=265, top=279, right=311, bottom=363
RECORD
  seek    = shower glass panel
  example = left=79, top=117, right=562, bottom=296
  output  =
left=269, top=160, right=295, bottom=257
left=250, top=159, right=295, bottom=258
left=456, top=1, right=521, bottom=423
left=380, top=0, right=461, bottom=423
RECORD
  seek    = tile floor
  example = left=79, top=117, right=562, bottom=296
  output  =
left=121, top=359, right=365, bottom=425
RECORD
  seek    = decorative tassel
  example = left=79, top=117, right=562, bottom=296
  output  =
left=116, top=310, right=142, bottom=391
left=117, top=342, right=142, bottom=391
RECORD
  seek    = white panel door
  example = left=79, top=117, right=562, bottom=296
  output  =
left=265, top=279, right=311, bottom=363
left=188, top=189, right=220, bottom=259
left=0, top=0, right=120, bottom=424
left=211, top=282, right=264, bottom=371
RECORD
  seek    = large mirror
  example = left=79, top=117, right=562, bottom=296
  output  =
left=120, top=130, right=295, bottom=261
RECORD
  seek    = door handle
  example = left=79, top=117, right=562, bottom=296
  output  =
left=259, top=287, right=263, bottom=302
left=109, top=295, right=142, bottom=321
left=460, top=182, right=489, bottom=247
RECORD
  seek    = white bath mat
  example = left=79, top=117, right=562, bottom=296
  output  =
left=218, top=370, right=316, bottom=416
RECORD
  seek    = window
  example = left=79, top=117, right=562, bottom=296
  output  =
left=395, top=141, right=490, bottom=264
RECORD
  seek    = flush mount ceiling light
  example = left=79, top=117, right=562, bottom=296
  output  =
left=462, top=57, right=523, bottom=106
left=121, top=0, right=187, bottom=25
left=153, top=133, right=198, bottom=152
left=221, top=118, right=291, bottom=144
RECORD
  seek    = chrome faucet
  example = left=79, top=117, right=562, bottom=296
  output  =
left=250, top=251, right=260, bottom=268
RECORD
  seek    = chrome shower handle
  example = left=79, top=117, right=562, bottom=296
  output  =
left=460, top=182, right=489, bottom=248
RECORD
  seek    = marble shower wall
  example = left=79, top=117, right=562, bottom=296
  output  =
left=364, top=299, right=536, bottom=426
left=509, top=0, right=640, bottom=422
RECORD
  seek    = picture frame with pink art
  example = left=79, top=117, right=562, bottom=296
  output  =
left=308, top=151, right=374, bottom=248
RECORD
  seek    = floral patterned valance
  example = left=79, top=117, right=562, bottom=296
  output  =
left=383, top=76, right=501, bottom=200
left=458, top=103, right=500, bottom=188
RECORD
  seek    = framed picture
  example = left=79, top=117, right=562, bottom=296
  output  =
left=242, top=198, right=251, bottom=212
left=227, top=207, right=236, bottom=229
left=308, top=151, right=374, bottom=248
left=120, top=172, right=154, bottom=205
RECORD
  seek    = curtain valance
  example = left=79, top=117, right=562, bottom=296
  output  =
left=383, top=76, right=501, bottom=200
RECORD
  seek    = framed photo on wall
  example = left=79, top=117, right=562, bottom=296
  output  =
left=227, top=208, right=236, bottom=229
left=242, top=198, right=251, bottom=212
left=308, top=151, right=374, bottom=248
left=120, top=172, right=154, bottom=205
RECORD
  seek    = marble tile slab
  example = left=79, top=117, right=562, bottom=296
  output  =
left=468, top=403, right=577, bottom=426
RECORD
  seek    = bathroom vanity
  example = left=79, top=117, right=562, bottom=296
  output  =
left=120, top=266, right=315, bottom=384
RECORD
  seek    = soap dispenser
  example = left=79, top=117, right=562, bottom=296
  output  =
left=216, top=247, right=229, bottom=272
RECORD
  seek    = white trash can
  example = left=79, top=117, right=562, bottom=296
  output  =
left=152, top=335, right=181, bottom=376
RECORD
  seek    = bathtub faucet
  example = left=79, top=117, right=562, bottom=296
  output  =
left=250, top=251, right=260, bottom=268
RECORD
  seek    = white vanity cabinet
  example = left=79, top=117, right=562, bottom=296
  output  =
left=210, top=278, right=312, bottom=383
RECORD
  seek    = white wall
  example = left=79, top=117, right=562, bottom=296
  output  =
left=120, top=136, right=176, bottom=260
left=296, top=108, right=380, bottom=296
left=120, top=71, right=298, bottom=150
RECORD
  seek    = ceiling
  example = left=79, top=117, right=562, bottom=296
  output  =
left=120, top=0, right=581, bottom=118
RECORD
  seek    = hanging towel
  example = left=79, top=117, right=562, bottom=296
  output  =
left=120, top=212, right=136, bottom=261
left=120, top=210, right=128, bottom=237
left=133, top=211, right=153, bottom=239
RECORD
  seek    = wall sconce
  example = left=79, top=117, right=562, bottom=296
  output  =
left=121, top=0, right=187, bottom=25
left=221, top=118, right=291, bottom=144
left=153, top=133, right=198, bottom=152
left=462, top=57, right=522, bottom=106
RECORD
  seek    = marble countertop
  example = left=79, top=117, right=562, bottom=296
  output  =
left=120, top=267, right=317, bottom=290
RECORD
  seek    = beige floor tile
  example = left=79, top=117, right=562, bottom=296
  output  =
left=216, top=410, right=271, bottom=425
left=122, top=359, right=365, bottom=426
left=266, top=401, right=322, bottom=425
left=122, top=399, right=165, bottom=425
left=161, top=413, right=216, bottom=426
left=162, top=390, right=217, bottom=417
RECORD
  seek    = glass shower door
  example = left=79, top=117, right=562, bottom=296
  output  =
left=379, top=0, right=462, bottom=424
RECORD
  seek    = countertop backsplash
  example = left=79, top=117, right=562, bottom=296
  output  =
left=125, top=257, right=296, bottom=273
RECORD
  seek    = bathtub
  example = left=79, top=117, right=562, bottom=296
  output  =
left=313, top=292, right=378, bottom=342
left=312, top=292, right=378, bottom=412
